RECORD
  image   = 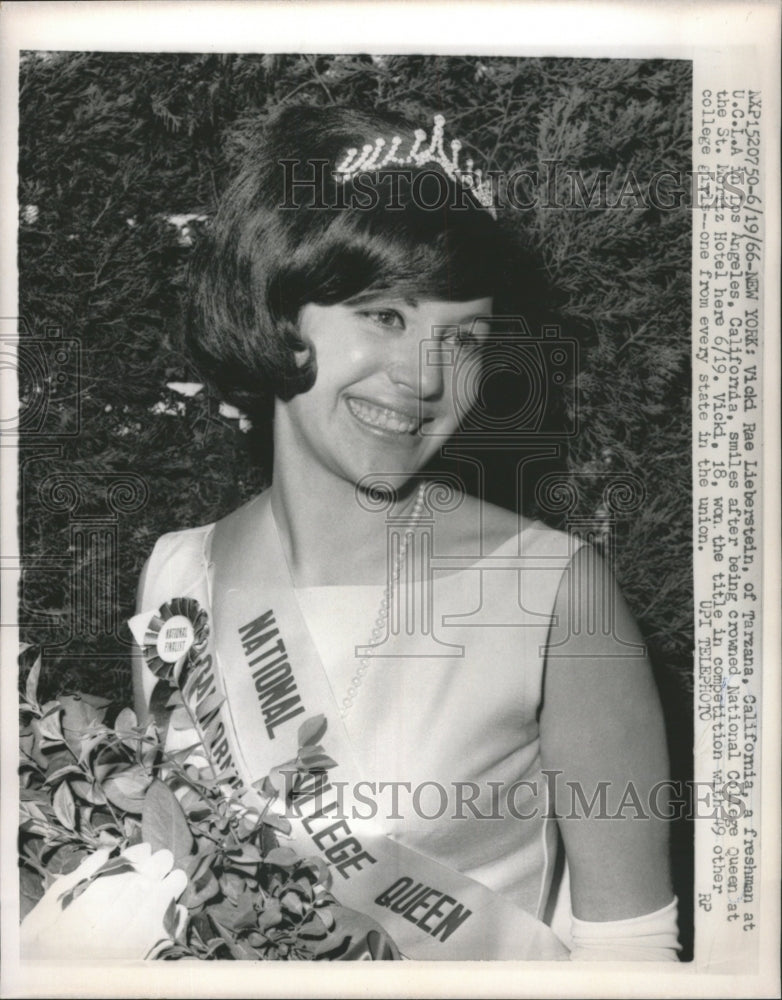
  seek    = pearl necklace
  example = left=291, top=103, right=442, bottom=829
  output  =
left=340, top=481, right=427, bottom=718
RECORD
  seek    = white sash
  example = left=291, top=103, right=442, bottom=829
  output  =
left=131, top=494, right=568, bottom=961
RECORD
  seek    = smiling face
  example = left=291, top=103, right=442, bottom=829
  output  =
left=273, top=295, right=493, bottom=492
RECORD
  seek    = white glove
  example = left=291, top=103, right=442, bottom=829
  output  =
left=569, top=897, right=680, bottom=961
left=21, top=843, right=187, bottom=960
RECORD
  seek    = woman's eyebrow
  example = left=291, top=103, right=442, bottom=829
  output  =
left=344, top=292, right=419, bottom=308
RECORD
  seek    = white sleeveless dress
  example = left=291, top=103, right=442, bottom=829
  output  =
left=135, top=514, right=578, bottom=938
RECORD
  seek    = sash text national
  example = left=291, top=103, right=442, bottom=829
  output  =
left=239, top=610, right=306, bottom=738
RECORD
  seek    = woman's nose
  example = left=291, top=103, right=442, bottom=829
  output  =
left=388, top=330, right=445, bottom=400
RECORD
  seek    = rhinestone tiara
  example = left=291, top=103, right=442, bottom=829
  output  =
left=334, top=113, right=496, bottom=219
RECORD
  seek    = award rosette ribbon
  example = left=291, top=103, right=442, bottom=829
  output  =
left=135, top=597, right=212, bottom=731
left=139, top=597, right=207, bottom=679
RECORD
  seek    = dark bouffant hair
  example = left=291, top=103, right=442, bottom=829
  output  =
left=187, top=104, right=543, bottom=416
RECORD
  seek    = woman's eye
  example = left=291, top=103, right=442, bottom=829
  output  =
left=361, top=309, right=405, bottom=330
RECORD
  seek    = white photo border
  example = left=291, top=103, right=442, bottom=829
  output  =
left=1, top=2, right=779, bottom=998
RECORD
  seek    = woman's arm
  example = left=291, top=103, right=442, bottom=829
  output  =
left=540, top=544, right=674, bottom=922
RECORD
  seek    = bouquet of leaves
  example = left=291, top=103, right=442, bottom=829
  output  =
left=19, top=653, right=399, bottom=961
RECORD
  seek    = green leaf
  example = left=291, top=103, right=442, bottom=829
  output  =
left=140, top=741, right=161, bottom=770
left=258, top=775, right=276, bottom=798
left=70, top=777, right=107, bottom=805
left=188, top=768, right=236, bottom=788
left=298, top=747, right=338, bottom=771
left=162, top=896, right=180, bottom=940
left=165, top=690, right=184, bottom=709
left=264, top=846, right=299, bottom=868
left=19, top=767, right=36, bottom=789
left=261, top=812, right=292, bottom=835
left=78, top=730, right=110, bottom=764
left=208, top=890, right=259, bottom=932
left=280, top=890, right=304, bottom=916
left=210, top=918, right=259, bottom=960
left=188, top=849, right=217, bottom=883
left=93, top=856, right=137, bottom=879
left=19, top=819, right=50, bottom=839
left=102, top=765, right=152, bottom=813
left=93, top=760, right=124, bottom=784
left=169, top=705, right=194, bottom=731
left=176, top=785, right=209, bottom=819
left=45, top=844, right=89, bottom=878
left=256, top=898, right=283, bottom=932
left=115, top=708, right=142, bottom=751
left=20, top=785, right=49, bottom=804
left=149, top=680, right=175, bottom=727
left=43, top=748, right=75, bottom=774
left=141, top=779, right=194, bottom=867
left=97, top=830, right=121, bottom=849
left=35, top=709, right=65, bottom=745
left=163, top=743, right=202, bottom=766
left=288, top=876, right=314, bottom=904
left=24, top=655, right=42, bottom=708
left=43, top=764, right=84, bottom=786
left=314, top=902, right=335, bottom=930
left=59, top=879, right=91, bottom=910
left=58, top=858, right=136, bottom=911
left=218, top=871, right=245, bottom=902
left=20, top=799, right=49, bottom=824
left=20, top=865, right=45, bottom=920
left=298, top=714, right=327, bottom=748
left=60, top=693, right=109, bottom=732
left=300, top=857, right=333, bottom=891
left=19, top=731, right=35, bottom=760
left=79, top=693, right=113, bottom=710
left=182, top=869, right=219, bottom=909
left=267, top=765, right=296, bottom=798
left=52, top=781, right=77, bottom=831
left=114, top=707, right=138, bottom=732
left=60, top=696, right=109, bottom=756
left=225, top=843, right=262, bottom=866
left=298, top=908, right=330, bottom=940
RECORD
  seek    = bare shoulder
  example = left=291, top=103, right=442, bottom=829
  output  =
left=433, top=490, right=534, bottom=556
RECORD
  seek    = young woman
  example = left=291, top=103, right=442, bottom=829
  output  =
left=128, top=105, right=679, bottom=961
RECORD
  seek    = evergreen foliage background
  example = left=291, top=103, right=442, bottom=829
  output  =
left=17, top=52, right=693, bottom=953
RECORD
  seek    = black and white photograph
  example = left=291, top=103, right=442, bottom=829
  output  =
left=1, top=2, right=779, bottom=998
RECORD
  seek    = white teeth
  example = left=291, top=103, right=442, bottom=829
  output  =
left=347, top=398, right=419, bottom=434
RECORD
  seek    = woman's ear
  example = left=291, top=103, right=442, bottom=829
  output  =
left=291, top=308, right=311, bottom=369
left=292, top=346, right=310, bottom=369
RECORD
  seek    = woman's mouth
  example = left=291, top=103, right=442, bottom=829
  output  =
left=346, top=398, right=421, bottom=435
